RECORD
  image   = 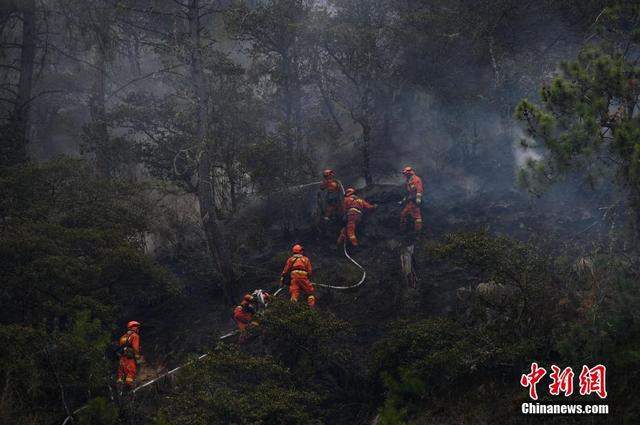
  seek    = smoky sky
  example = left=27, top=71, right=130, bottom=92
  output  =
left=9, top=0, right=599, bottom=210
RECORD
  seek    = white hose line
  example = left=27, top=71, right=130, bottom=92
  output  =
left=129, top=330, right=239, bottom=394
left=294, top=181, right=323, bottom=190
left=275, top=181, right=323, bottom=192
left=314, top=243, right=367, bottom=290
left=62, top=406, right=87, bottom=425
left=61, top=329, right=241, bottom=423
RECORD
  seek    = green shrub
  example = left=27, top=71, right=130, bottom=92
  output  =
left=157, top=345, right=321, bottom=425
left=77, top=397, right=119, bottom=425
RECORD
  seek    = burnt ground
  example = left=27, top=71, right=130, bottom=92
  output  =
left=223, top=182, right=609, bottom=359
left=139, top=181, right=609, bottom=395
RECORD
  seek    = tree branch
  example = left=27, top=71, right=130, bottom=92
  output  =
left=107, top=64, right=185, bottom=100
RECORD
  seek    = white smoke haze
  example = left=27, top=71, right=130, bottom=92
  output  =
left=513, top=129, right=542, bottom=169
left=14, top=0, right=596, bottom=216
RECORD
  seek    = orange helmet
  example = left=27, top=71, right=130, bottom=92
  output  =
left=345, top=188, right=356, bottom=197
left=322, top=169, right=335, bottom=178
left=127, top=321, right=140, bottom=329
left=402, top=166, right=415, bottom=176
left=292, top=244, right=303, bottom=254
left=243, top=294, right=254, bottom=303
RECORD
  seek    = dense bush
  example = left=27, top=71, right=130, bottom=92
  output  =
left=370, top=232, right=640, bottom=424
left=154, top=299, right=373, bottom=425
left=156, top=346, right=321, bottom=425
left=0, top=158, right=182, bottom=424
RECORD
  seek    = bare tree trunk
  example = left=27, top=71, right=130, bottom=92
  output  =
left=5, top=0, right=36, bottom=166
left=282, top=50, right=294, bottom=152
left=361, top=120, right=373, bottom=185
left=382, top=93, right=392, bottom=151
left=188, top=0, right=237, bottom=305
left=89, top=36, right=110, bottom=177
left=225, top=148, right=238, bottom=212
left=282, top=49, right=304, bottom=165
left=400, top=245, right=417, bottom=288
left=291, top=47, right=303, bottom=155
left=317, top=81, right=343, bottom=132
left=357, top=85, right=374, bottom=186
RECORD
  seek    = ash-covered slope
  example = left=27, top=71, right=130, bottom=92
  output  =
left=229, top=181, right=605, bottom=345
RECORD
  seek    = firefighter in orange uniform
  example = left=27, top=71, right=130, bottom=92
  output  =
left=234, top=294, right=257, bottom=332
left=399, top=166, right=424, bottom=232
left=318, top=169, right=342, bottom=221
left=117, top=321, right=142, bottom=389
left=280, top=244, right=316, bottom=307
left=233, top=294, right=258, bottom=342
left=337, top=188, right=376, bottom=246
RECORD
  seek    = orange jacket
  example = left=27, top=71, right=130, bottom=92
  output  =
left=233, top=302, right=255, bottom=324
left=282, top=254, right=312, bottom=277
left=405, top=174, right=424, bottom=200
left=343, top=195, right=375, bottom=214
left=121, top=330, right=141, bottom=358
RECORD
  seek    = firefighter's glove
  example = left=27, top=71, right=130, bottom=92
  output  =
left=250, top=321, right=259, bottom=327
left=416, top=195, right=422, bottom=205
left=279, top=276, right=284, bottom=286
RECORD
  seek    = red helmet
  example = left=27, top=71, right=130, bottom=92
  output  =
left=243, top=294, right=254, bottom=303
left=292, top=244, right=303, bottom=254
left=322, top=169, right=335, bottom=178
left=402, top=166, right=415, bottom=176
left=127, top=321, right=141, bottom=329
left=345, top=188, right=356, bottom=197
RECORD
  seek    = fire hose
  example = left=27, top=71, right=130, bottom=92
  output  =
left=61, top=180, right=365, bottom=425
left=131, top=242, right=366, bottom=393
left=61, top=329, right=244, bottom=424
left=314, top=242, right=366, bottom=289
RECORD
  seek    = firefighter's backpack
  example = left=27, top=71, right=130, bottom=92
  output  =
left=117, top=332, right=135, bottom=359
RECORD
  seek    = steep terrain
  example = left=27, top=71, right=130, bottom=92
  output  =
left=137, top=181, right=603, bottom=377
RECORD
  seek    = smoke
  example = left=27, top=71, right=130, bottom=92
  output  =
left=353, top=17, right=587, bottom=204
left=21, top=0, right=595, bottom=216
left=512, top=129, right=542, bottom=169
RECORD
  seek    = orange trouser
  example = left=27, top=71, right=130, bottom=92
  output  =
left=400, top=201, right=422, bottom=231
left=117, top=357, right=137, bottom=386
left=338, top=212, right=361, bottom=246
left=289, top=276, right=316, bottom=308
